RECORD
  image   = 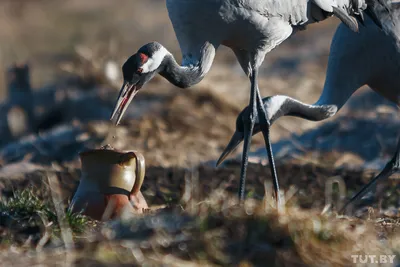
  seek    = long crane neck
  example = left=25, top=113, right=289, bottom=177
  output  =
left=268, top=96, right=339, bottom=124
left=160, top=42, right=216, bottom=89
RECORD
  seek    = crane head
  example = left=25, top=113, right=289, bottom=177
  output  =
left=216, top=95, right=337, bottom=166
left=110, top=42, right=167, bottom=125
left=216, top=101, right=266, bottom=167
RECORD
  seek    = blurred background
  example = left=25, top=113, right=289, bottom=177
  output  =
left=0, top=0, right=398, bottom=172
left=0, top=1, right=399, bottom=266
left=0, top=0, right=344, bottom=166
left=0, top=0, right=334, bottom=96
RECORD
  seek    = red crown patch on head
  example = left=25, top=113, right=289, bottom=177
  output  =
left=138, top=53, right=149, bottom=64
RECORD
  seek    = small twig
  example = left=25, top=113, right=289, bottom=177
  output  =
left=285, top=185, right=299, bottom=204
left=47, top=172, right=75, bottom=266
left=181, top=171, right=191, bottom=205
left=263, top=180, right=274, bottom=212
left=323, top=176, right=347, bottom=214
left=101, top=197, right=116, bottom=221
left=36, top=216, right=53, bottom=252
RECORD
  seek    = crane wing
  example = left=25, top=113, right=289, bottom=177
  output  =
left=312, top=0, right=393, bottom=33
left=371, top=0, right=400, bottom=50
left=311, top=0, right=361, bottom=32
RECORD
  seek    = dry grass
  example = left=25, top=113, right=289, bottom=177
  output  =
left=0, top=1, right=398, bottom=266
left=0, top=0, right=341, bottom=146
left=86, top=88, right=245, bottom=167
left=0, top=179, right=398, bottom=267
left=0, top=159, right=399, bottom=266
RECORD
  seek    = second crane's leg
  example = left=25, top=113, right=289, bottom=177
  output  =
left=251, top=68, right=281, bottom=207
left=238, top=70, right=258, bottom=202
left=341, top=135, right=400, bottom=213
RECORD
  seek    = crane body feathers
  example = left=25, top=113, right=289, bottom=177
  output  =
left=218, top=9, right=400, bottom=206
left=318, top=14, right=400, bottom=109
left=165, top=0, right=389, bottom=87
left=113, top=0, right=394, bottom=204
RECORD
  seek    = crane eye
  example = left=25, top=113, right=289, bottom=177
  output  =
left=137, top=68, right=143, bottom=74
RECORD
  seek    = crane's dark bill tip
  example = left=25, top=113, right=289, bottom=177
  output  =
left=216, top=131, right=244, bottom=167
left=110, top=82, right=138, bottom=125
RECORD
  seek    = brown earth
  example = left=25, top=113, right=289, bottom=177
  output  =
left=0, top=1, right=399, bottom=266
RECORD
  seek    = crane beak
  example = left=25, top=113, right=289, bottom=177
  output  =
left=110, top=81, right=141, bottom=125
left=216, top=131, right=244, bottom=167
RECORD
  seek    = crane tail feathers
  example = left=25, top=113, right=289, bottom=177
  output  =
left=355, top=12, right=365, bottom=27
left=332, top=7, right=359, bottom=33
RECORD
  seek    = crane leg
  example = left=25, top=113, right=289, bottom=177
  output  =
left=340, top=135, right=400, bottom=213
left=238, top=72, right=257, bottom=202
left=253, top=69, right=281, bottom=207
left=238, top=68, right=281, bottom=206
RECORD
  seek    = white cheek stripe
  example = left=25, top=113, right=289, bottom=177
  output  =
left=141, top=46, right=170, bottom=73
left=263, top=95, right=287, bottom=121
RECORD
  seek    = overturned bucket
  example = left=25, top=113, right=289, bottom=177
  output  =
left=69, top=147, right=148, bottom=220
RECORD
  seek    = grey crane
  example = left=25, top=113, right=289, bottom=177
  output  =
left=217, top=9, right=400, bottom=211
left=110, top=0, right=391, bottom=204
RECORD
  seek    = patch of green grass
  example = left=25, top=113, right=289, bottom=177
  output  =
left=246, top=190, right=255, bottom=198
left=0, top=188, right=89, bottom=235
left=0, top=189, right=56, bottom=221
left=64, top=209, right=90, bottom=234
